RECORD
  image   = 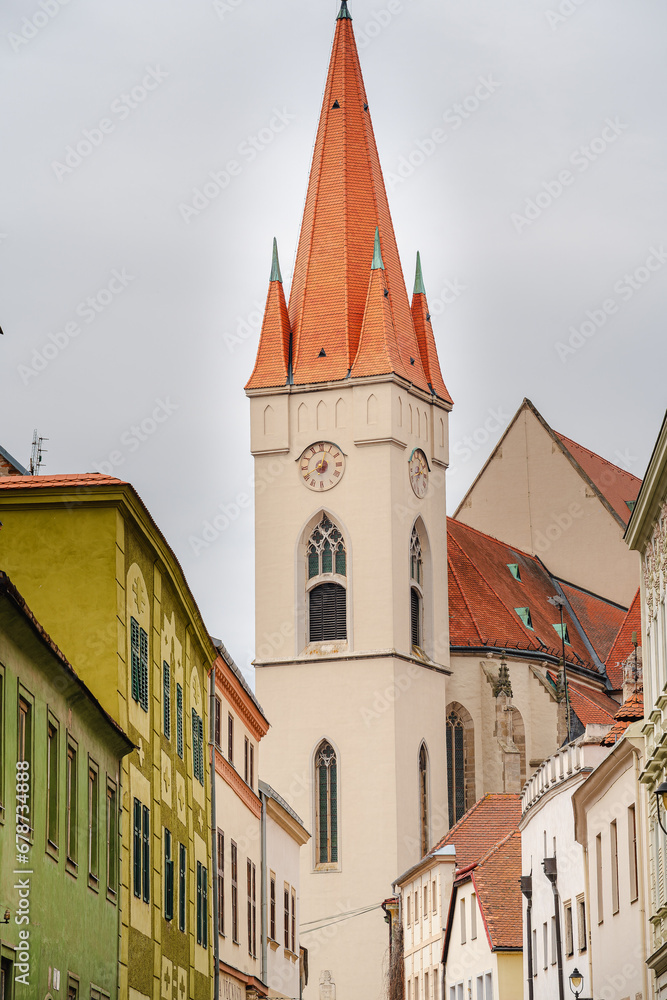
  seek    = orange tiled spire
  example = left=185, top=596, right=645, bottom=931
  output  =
left=411, top=252, right=453, bottom=404
left=247, top=2, right=450, bottom=401
left=245, top=239, right=292, bottom=390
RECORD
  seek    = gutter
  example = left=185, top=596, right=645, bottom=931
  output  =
left=209, top=666, right=220, bottom=1000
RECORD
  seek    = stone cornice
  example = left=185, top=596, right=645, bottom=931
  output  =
left=215, top=657, right=270, bottom=741
left=215, top=750, right=261, bottom=819
left=626, top=409, right=667, bottom=550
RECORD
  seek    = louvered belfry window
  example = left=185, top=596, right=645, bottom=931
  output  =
left=410, top=526, right=423, bottom=648
left=307, top=514, right=347, bottom=642
left=316, top=740, right=338, bottom=865
left=411, top=588, right=421, bottom=647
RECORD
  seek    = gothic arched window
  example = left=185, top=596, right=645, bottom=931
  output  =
left=419, top=743, right=429, bottom=857
left=446, top=704, right=475, bottom=827
left=410, top=525, right=423, bottom=648
left=307, top=515, right=347, bottom=642
left=315, top=740, right=338, bottom=866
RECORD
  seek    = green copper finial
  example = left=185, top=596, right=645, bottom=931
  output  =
left=337, top=0, right=351, bottom=19
left=270, top=237, right=282, bottom=282
left=414, top=251, right=426, bottom=294
left=371, top=227, right=384, bottom=270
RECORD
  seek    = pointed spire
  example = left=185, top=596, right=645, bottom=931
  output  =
left=352, top=262, right=410, bottom=382
left=413, top=251, right=426, bottom=294
left=287, top=7, right=432, bottom=393
left=371, top=227, right=384, bottom=270
left=245, top=239, right=292, bottom=390
left=270, top=237, right=282, bottom=282
left=410, top=253, right=453, bottom=404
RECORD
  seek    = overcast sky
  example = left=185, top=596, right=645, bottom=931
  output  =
left=2, top=0, right=666, bottom=680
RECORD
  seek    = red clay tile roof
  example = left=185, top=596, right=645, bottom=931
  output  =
left=600, top=691, right=644, bottom=745
left=546, top=672, right=619, bottom=726
left=471, top=829, right=522, bottom=951
left=0, top=473, right=127, bottom=489
left=432, top=794, right=521, bottom=870
left=559, top=582, right=627, bottom=665
left=247, top=9, right=450, bottom=400
left=556, top=433, right=641, bottom=525
left=245, top=274, right=292, bottom=390
left=448, top=518, right=618, bottom=671
left=605, top=589, right=642, bottom=689
left=411, top=285, right=452, bottom=403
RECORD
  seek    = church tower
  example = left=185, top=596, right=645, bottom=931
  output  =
left=245, top=5, right=453, bottom=996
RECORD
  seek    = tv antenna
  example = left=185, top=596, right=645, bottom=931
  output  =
left=29, top=430, right=48, bottom=475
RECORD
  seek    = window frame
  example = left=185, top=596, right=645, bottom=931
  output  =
left=176, top=683, right=184, bottom=759
left=164, top=827, right=174, bottom=921
left=314, top=739, right=339, bottom=869
left=106, top=778, right=118, bottom=900
left=628, top=804, right=639, bottom=903
left=217, top=830, right=225, bottom=936
left=46, top=713, right=60, bottom=856
left=88, top=758, right=99, bottom=889
left=179, top=842, right=186, bottom=932
left=66, top=736, right=78, bottom=871
left=231, top=840, right=239, bottom=943
left=163, top=661, right=171, bottom=740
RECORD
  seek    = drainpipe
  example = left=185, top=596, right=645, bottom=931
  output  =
left=260, top=788, right=268, bottom=985
left=209, top=665, right=220, bottom=1000
left=519, top=875, right=534, bottom=1000
left=543, top=857, right=564, bottom=1000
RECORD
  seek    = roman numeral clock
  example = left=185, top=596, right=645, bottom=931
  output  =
left=299, top=442, right=346, bottom=491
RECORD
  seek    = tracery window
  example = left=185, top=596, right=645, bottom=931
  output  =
left=411, top=525, right=423, bottom=648
left=419, top=743, right=429, bottom=857
left=446, top=710, right=466, bottom=826
left=315, top=740, right=338, bottom=866
left=307, top=515, right=347, bottom=642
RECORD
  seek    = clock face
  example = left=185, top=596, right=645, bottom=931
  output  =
left=409, top=449, right=429, bottom=498
left=299, top=441, right=346, bottom=492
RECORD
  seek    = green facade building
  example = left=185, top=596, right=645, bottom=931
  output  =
left=0, top=572, right=134, bottom=1000
left=0, top=474, right=216, bottom=1000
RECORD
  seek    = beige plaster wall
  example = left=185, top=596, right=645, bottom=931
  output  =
left=455, top=406, right=639, bottom=606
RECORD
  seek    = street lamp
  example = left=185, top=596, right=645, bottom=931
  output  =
left=655, top=781, right=667, bottom=834
left=568, top=968, right=584, bottom=997
left=548, top=594, right=572, bottom=742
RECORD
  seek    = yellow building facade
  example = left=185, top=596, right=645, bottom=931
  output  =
left=0, top=473, right=215, bottom=999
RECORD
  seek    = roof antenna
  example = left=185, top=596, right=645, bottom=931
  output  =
left=29, top=429, right=48, bottom=475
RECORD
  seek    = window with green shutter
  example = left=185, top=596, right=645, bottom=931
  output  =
left=179, top=842, right=186, bottom=931
left=163, top=662, right=171, bottom=739
left=196, top=861, right=202, bottom=945
left=164, top=828, right=173, bottom=921
left=309, top=584, right=346, bottom=642
left=142, top=805, right=150, bottom=903
left=130, top=617, right=149, bottom=711
left=176, top=684, right=183, bottom=758
left=133, top=799, right=141, bottom=898
left=192, top=709, right=204, bottom=785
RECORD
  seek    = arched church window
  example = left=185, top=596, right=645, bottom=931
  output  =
left=419, top=743, right=429, bottom=857
left=410, top=525, right=423, bottom=648
left=307, top=515, right=347, bottom=642
left=315, top=740, right=338, bottom=865
left=446, top=705, right=475, bottom=827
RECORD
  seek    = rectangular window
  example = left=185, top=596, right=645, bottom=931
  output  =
left=424, top=885, right=428, bottom=920
left=130, top=617, right=149, bottom=712
left=228, top=714, right=234, bottom=763
left=163, top=661, right=171, bottom=739
left=484, top=973, right=492, bottom=1000
left=532, top=929, right=537, bottom=975
left=196, top=861, right=208, bottom=948
left=88, top=762, right=99, bottom=885
left=596, top=833, right=604, bottom=923
left=247, top=860, right=253, bottom=956
left=47, top=719, right=59, bottom=848
left=245, top=737, right=249, bottom=784
left=424, top=972, right=429, bottom=1000
left=432, top=880, right=437, bottom=914
left=291, top=887, right=296, bottom=954
left=66, top=974, right=79, bottom=999
left=628, top=805, right=638, bottom=902
left=247, top=861, right=257, bottom=958
left=577, top=896, right=587, bottom=952
left=551, top=916, right=557, bottom=965
left=164, top=828, right=174, bottom=921
left=133, top=799, right=141, bottom=898
left=66, top=740, right=78, bottom=864
left=270, top=873, right=276, bottom=940
left=214, top=696, right=221, bottom=748
left=415, top=890, right=419, bottom=922
left=231, top=841, right=239, bottom=943
left=18, top=696, right=31, bottom=768
left=470, top=893, right=477, bottom=940
left=179, top=843, right=186, bottom=932
left=217, top=830, right=225, bottom=935
left=192, top=710, right=204, bottom=785
left=460, top=898, right=466, bottom=944
left=142, top=805, right=150, bottom=903
left=250, top=744, right=254, bottom=791
left=284, top=885, right=290, bottom=949
left=176, top=684, right=184, bottom=758
left=610, top=820, right=619, bottom=914
left=106, top=780, right=117, bottom=896
left=543, top=922, right=548, bottom=969
left=476, top=976, right=483, bottom=1000
left=407, top=894, right=411, bottom=927
left=564, top=901, right=573, bottom=956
